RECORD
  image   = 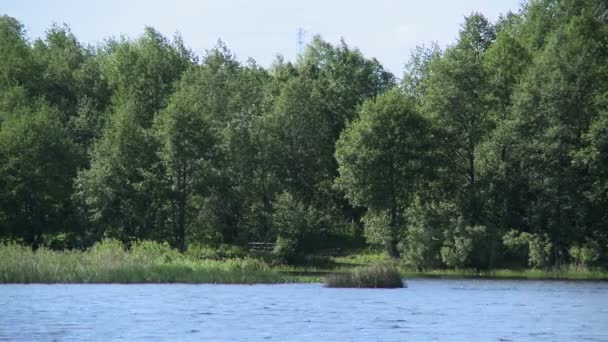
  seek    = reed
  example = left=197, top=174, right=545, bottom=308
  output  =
left=0, top=240, right=286, bottom=284
left=325, top=264, right=405, bottom=288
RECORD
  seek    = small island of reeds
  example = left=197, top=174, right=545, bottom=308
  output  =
left=325, top=264, right=405, bottom=288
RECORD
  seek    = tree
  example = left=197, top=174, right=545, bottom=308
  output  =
left=154, top=83, right=217, bottom=251
left=99, top=27, right=194, bottom=127
left=422, top=13, right=495, bottom=226
left=30, top=23, right=111, bottom=156
left=76, top=28, right=194, bottom=243
left=501, top=4, right=608, bottom=265
left=74, top=104, right=160, bottom=242
left=0, top=16, right=37, bottom=93
left=335, top=89, right=437, bottom=258
left=0, top=103, right=78, bottom=249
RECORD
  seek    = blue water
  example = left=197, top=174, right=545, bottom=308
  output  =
left=1, top=279, right=607, bottom=341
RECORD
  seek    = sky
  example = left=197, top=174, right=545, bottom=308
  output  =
left=3, top=0, right=524, bottom=76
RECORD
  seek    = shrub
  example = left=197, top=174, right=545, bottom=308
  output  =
left=441, top=236, right=473, bottom=268
left=441, top=219, right=486, bottom=268
left=569, top=240, right=601, bottom=267
left=502, top=230, right=530, bottom=266
left=401, top=199, right=452, bottom=269
left=325, top=264, right=405, bottom=288
left=272, top=192, right=307, bottom=262
left=503, top=231, right=552, bottom=268
left=273, top=236, right=297, bottom=263
left=528, top=234, right=552, bottom=269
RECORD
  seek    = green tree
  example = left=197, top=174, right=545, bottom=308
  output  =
left=335, top=89, right=436, bottom=258
left=30, top=23, right=111, bottom=155
left=501, top=4, right=607, bottom=265
left=154, top=82, right=217, bottom=251
left=0, top=103, right=78, bottom=249
left=76, top=28, right=194, bottom=243
left=0, top=16, right=37, bottom=94
left=422, top=13, right=495, bottom=226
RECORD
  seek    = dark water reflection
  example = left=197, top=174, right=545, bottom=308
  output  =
left=1, top=279, right=607, bottom=341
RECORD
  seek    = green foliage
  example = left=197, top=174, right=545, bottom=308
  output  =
left=335, top=89, right=437, bottom=257
left=154, top=77, right=218, bottom=250
left=272, top=193, right=307, bottom=262
left=1, top=2, right=608, bottom=272
left=569, top=240, right=601, bottom=268
left=0, top=240, right=281, bottom=284
left=502, top=230, right=531, bottom=265
left=527, top=234, right=553, bottom=269
left=361, top=210, right=391, bottom=247
left=401, top=199, right=455, bottom=269
left=185, top=243, right=246, bottom=260
left=421, top=14, right=495, bottom=225
left=503, top=230, right=553, bottom=269
left=130, top=240, right=181, bottom=264
left=0, top=103, right=79, bottom=248
left=440, top=219, right=486, bottom=268
left=0, top=16, right=38, bottom=92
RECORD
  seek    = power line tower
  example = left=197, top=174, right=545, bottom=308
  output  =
left=297, top=27, right=305, bottom=56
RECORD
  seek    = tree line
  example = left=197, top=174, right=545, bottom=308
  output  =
left=1, top=0, right=607, bottom=269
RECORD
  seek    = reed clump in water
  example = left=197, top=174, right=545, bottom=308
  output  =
left=325, top=264, right=405, bottom=288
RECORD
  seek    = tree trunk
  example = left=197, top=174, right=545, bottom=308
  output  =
left=176, top=163, right=187, bottom=252
left=467, top=136, right=477, bottom=225
left=387, top=207, right=401, bottom=259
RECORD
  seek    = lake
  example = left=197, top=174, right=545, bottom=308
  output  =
left=1, top=279, right=607, bottom=341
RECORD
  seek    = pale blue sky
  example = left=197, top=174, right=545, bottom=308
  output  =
left=3, top=0, right=524, bottom=75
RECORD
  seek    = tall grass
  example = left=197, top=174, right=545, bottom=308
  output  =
left=398, top=267, right=608, bottom=280
left=3, top=241, right=606, bottom=284
left=0, top=240, right=286, bottom=284
left=325, top=264, right=405, bottom=288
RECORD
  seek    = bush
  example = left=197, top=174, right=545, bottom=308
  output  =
left=569, top=240, right=601, bottom=267
left=502, top=230, right=530, bottom=266
left=272, top=236, right=297, bottom=263
left=325, top=264, right=405, bottom=288
left=401, top=199, right=454, bottom=269
left=272, top=192, right=307, bottom=262
left=528, top=234, right=552, bottom=269
left=503, top=231, right=552, bottom=269
left=441, top=236, right=473, bottom=268
left=441, top=219, right=486, bottom=268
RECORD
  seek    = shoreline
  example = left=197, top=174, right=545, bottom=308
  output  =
left=2, top=242, right=606, bottom=284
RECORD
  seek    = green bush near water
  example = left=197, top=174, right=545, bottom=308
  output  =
left=0, top=240, right=284, bottom=284
left=325, top=264, right=405, bottom=288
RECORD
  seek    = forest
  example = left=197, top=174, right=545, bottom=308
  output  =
left=0, top=0, right=607, bottom=271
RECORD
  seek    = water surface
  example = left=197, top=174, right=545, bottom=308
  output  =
left=1, top=279, right=607, bottom=341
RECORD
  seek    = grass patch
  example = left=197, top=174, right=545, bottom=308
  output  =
left=333, top=250, right=389, bottom=266
left=325, top=264, right=405, bottom=288
left=0, top=240, right=286, bottom=284
left=2, top=242, right=606, bottom=284
left=398, top=267, right=608, bottom=280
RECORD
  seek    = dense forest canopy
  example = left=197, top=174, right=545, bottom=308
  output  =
left=1, top=0, right=607, bottom=269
